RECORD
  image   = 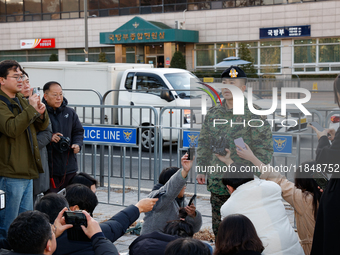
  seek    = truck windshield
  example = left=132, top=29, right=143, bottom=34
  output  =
left=164, top=72, right=201, bottom=99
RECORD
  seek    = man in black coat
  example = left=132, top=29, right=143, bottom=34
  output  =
left=42, top=81, right=84, bottom=193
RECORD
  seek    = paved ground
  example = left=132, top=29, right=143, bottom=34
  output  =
left=92, top=186, right=295, bottom=254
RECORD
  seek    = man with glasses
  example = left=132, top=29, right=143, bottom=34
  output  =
left=42, top=81, right=84, bottom=193
left=20, top=68, right=52, bottom=202
left=0, top=60, right=49, bottom=239
left=196, top=66, right=273, bottom=237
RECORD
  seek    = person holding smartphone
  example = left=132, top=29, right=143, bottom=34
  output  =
left=233, top=144, right=322, bottom=255
left=309, top=74, right=340, bottom=255
left=19, top=68, right=52, bottom=202
left=141, top=154, right=202, bottom=236
left=196, top=66, right=273, bottom=237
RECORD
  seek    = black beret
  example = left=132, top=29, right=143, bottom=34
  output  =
left=221, top=66, right=247, bottom=79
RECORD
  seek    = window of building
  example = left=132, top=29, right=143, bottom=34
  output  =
left=319, top=38, right=340, bottom=63
left=24, top=0, right=41, bottom=14
left=99, top=0, right=118, bottom=8
left=42, top=0, right=60, bottom=13
left=196, top=44, right=214, bottom=67
left=6, top=0, right=23, bottom=15
left=260, top=41, right=281, bottom=73
left=0, top=49, right=58, bottom=62
left=240, top=41, right=258, bottom=65
left=294, top=39, right=316, bottom=64
left=0, top=0, right=335, bottom=23
left=120, top=0, right=139, bottom=8
left=195, top=41, right=280, bottom=74
left=67, top=47, right=115, bottom=62
left=140, top=0, right=162, bottom=6
left=123, top=46, right=135, bottom=63
left=0, top=0, right=5, bottom=15
left=216, top=43, right=236, bottom=63
left=293, top=38, right=340, bottom=73
left=61, top=0, right=79, bottom=12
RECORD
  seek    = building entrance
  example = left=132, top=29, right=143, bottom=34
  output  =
left=145, top=44, right=164, bottom=68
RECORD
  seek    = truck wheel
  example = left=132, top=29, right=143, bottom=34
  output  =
left=141, top=128, right=155, bottom=152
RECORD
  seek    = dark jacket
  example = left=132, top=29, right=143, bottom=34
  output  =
left=42, top=97, right=84, bottom=177
left=54, top=205, right=140, bottom=255
left=0, top=233, right=119, bottom=255
left=311, top=128, right=340, bottom=255
left=0, top=90, right=49, bottom=179
left=33, top=121, right=52, bottom=195
left=129, top=231, right=179, bottom=255
left=91, top=232, right=119, bottom=255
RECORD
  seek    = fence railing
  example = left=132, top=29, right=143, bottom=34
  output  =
left=63, top=86, right=339, bottom=206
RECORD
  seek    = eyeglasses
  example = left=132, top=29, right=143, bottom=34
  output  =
left=51, top=224, right=57, bottom=235
left=48, top=93, right=64, bottom=98
left=7, top=75, right=26, bottom=81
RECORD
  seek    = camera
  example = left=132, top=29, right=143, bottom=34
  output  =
left=63, top=210, right=90, bottom=242
left=53, top=135, right=70, bottom=153
left=210, top=136, right=229, bottom=156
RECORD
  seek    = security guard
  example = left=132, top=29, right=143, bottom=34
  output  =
left=196, top=66, right=273, bottom=237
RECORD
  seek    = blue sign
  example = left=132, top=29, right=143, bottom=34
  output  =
left=272, top=135, right=293, bottom=154
left=83, top=126, right=137, bottom=145
left=260, top=25, right=311, bottom=39
left=183, top=131, right=200, bottom=148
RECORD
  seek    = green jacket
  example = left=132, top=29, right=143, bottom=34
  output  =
left=0, top=89, right=49, bottom=179
left=196, top=100, right=273, bottom=195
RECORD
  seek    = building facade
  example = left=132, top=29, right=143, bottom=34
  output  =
left=0, top=0, right=339, bottom=76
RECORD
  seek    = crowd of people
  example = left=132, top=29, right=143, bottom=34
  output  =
left=0, top=59, right=339, bottom=255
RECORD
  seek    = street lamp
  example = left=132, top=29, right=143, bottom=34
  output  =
left=84, top=0, right=89, bottom=62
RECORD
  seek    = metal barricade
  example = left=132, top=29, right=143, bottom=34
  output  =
left=70, top=104, right=158, bottom=206
left=66, top=87, right=333, bottom=206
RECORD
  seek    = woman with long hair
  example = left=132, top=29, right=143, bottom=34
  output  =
left=214, top=214, right=264, bottom=255
left=309, top=74, right=340, bottom=255
left=236, top=145, right=322, bottom=255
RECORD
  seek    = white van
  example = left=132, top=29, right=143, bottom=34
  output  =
left=116, top=68, right=201, bottom=151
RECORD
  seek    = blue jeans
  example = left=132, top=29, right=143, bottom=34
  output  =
left=0, top=177, right=33, bottom=239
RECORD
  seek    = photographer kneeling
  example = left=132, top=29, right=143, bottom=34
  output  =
left=141, top=154, right=202, bottom=235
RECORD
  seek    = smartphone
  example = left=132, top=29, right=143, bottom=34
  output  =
left=153, top=190, right=166, bottom=199
left=234, top=137, right=247, bottom=150
left=186, top=147, right=194, bottom=161
left=32, top=87, right=39, bottom=95
left=188, top=194, right=196, bottom=206
left=311, top=172, right=329, bottom=191
left=63, top=210, right=90, bottom=242
left=57, top=188, right=66, bottom=197
left=309, top=121, right=324, bottom=132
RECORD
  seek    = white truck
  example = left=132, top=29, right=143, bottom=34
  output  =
left=20, top=62, right=201, bottom=151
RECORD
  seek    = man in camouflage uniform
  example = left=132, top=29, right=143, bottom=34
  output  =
left=196, top=66, right=273, bottom=237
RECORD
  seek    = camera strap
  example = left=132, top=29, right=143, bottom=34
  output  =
left=50, top=143, right=71, bottom=190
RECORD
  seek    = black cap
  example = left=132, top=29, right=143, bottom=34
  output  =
left=221, top=66, right=247, bottom=79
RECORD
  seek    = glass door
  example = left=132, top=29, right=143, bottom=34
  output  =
left=146, top=56, right=157, bottom=68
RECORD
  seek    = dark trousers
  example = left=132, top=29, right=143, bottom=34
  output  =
left=46, top=172, right=77, bottom=193
left=210, top=192, right=230, bottom=237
